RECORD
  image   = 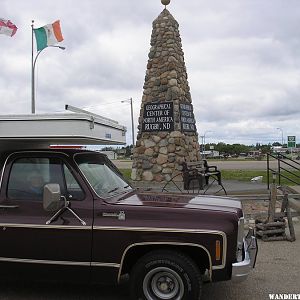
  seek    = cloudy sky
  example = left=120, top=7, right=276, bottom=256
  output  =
left=1, top=0, right=300, bottom=146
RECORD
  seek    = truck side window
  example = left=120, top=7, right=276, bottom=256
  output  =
left=7, top=158, right=51, bottom=201
left=7, top=157, right=84, bottom=201
left=63, top=164, right=85, bottom=201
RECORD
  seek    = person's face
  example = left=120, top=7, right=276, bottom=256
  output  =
left=30, top=176, right=43, bottom=188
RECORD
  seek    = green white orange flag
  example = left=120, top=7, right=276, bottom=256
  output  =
left=33, top=20, right=64, bottom=51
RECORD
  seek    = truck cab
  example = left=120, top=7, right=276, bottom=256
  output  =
left=0, top=148, right=257, bottom=300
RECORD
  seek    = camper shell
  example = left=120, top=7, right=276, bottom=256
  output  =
left=0, top=111, right=126, bottom=151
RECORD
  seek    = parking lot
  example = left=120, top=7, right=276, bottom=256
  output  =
left=0, top=223, right=299, bottom=300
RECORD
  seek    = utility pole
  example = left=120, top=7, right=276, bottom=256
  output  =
left=31, top=20, right=35, bottom=114
left=121, top=98, right=135, bottom=147
left=130, top=97, right=134, bottom=147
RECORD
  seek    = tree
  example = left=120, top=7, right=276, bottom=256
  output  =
left=121, top=145, right=134, bottom=157
left=260, top=144, right=271, bottom=154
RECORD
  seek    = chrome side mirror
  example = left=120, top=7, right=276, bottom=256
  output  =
left=43, top=183, right=64, bottom=211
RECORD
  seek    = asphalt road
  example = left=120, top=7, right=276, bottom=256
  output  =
left=0, top=223, right=299, bottom=300
left=113, top=159, right=296, bottom=170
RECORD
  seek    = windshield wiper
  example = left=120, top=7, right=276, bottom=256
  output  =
left=108, top=185, right=132, bottom=194
left=108, top=187, right=119, bottom=194
left=108, top=184, right=134, bottom=194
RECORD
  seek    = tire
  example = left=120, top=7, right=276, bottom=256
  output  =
left=130, top=250, right=202, bottom=300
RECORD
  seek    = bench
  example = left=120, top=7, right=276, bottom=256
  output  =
left=182, top=160, right=226, bottom=194
left=182, top=161, right=206, bottom=190
left=203, top=160, right=222, bottom=185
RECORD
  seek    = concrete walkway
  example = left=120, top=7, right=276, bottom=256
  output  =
left=290, top=185, right=300, bottom=194
left=132, top=179, right=269, bottom=195
left=114, top=159, right=297, bottom=170
left=132, top=179, right=300, bottom=220
left=286, top=185, right=300, bottom=214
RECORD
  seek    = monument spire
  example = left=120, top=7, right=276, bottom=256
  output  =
left=131, top=2, right=201, bottom=183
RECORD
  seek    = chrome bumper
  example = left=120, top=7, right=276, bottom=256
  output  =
left=232, top=228, right=258, bottom=282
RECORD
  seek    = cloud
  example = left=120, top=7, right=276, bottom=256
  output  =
left=1, top=0, right=300, bottom=145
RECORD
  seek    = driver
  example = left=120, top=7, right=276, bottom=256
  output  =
left=27, top=172, right=44, bottom=199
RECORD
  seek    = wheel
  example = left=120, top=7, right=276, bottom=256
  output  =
left=130, top=250, right=202, bottom=300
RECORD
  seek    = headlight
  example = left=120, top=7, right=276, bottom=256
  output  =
left=236, top=217, right=244, bottom=262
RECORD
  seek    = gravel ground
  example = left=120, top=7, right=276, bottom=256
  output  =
left=202, top=222, right=300, bottom=299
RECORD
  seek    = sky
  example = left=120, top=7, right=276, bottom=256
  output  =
left=1, top=0, right=300, bottom=146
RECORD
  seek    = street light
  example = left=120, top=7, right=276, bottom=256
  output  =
left=200, top=135, right=204, bottom=158
left=121, top=98, right=135, bottom=147
left=201, top=130, right=213, bottom=158
left=31, top=21, right=65, bottom=114
left=276, top=127, right=284, bottom=146
left=204, top=130, right=213, bottom=149
left=31, top=45, right=65, bottom=114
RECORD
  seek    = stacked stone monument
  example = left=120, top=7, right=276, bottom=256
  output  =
left=131, top=2, right=201, bottom=183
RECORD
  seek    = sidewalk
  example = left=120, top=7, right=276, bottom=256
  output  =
left=132, top=179, right=269, bottom=195
left=289, top=185, right=300, bottom=194
left=131, top=180, right=300, bottom=221
left=285, top=185, right=300, bottom=214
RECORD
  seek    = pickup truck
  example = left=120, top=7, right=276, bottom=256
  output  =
left=0, top=148, right=257, bottom=300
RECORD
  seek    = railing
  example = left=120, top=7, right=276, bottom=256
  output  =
left=267, top=153, right=300, bottom=189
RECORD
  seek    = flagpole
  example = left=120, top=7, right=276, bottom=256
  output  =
left=31, top=20, right=35, bottom=114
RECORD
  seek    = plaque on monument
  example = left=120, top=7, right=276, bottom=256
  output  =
left=142, top=102, right=174, bottom=132
left=180, top=103, right=196, bottom=132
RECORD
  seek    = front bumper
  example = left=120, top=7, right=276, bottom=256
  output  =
left=232, top=228, right=258, bottom=282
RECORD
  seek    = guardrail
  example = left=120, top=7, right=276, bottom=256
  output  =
left=267, top=153, right=300, bottom=189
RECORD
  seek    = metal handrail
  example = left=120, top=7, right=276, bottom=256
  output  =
left=267, top=153, right=300, bottom=189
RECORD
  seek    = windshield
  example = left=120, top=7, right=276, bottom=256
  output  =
left=75, top=153, right=132, bottom=198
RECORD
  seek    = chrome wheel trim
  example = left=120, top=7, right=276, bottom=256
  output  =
left=143, top=266, right=184, bottom=300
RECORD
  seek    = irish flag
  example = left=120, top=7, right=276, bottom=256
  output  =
left=0, top=18, right=17, bottom=37
left=33, top=20, right=64, bottom=51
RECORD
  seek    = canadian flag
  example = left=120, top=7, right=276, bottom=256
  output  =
left=0, top=18, right=17, bottom=37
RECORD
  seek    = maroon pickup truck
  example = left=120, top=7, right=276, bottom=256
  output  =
left=0, top=149, right=257, bottom=300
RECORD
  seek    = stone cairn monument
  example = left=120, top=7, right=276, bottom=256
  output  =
left=131, top=0, right=201, bottom=183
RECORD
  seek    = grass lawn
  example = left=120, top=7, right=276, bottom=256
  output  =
left=120, top=168, right=300, bottom=186
left=222, top=169, right=300, bottom=186
left=221, top=170, right=266, bottom=182
left=120, top=169, right=131, bottom=181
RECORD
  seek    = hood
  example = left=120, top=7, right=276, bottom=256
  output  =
left=115, top=192, right=243, bottom=216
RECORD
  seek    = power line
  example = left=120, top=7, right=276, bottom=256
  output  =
left=80, top=98, right=133, bottom=110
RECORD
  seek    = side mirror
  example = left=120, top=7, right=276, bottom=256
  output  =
left=43, top=184, right=64, bottom=211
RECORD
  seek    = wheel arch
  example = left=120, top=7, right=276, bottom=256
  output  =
left=118, top=242, right=212, bottom=283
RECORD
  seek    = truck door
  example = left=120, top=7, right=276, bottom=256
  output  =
left=0, top=152, right=93, bottom=282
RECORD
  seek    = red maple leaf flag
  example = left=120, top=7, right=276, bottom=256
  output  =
left=0, top=18, right=18, bottom=37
